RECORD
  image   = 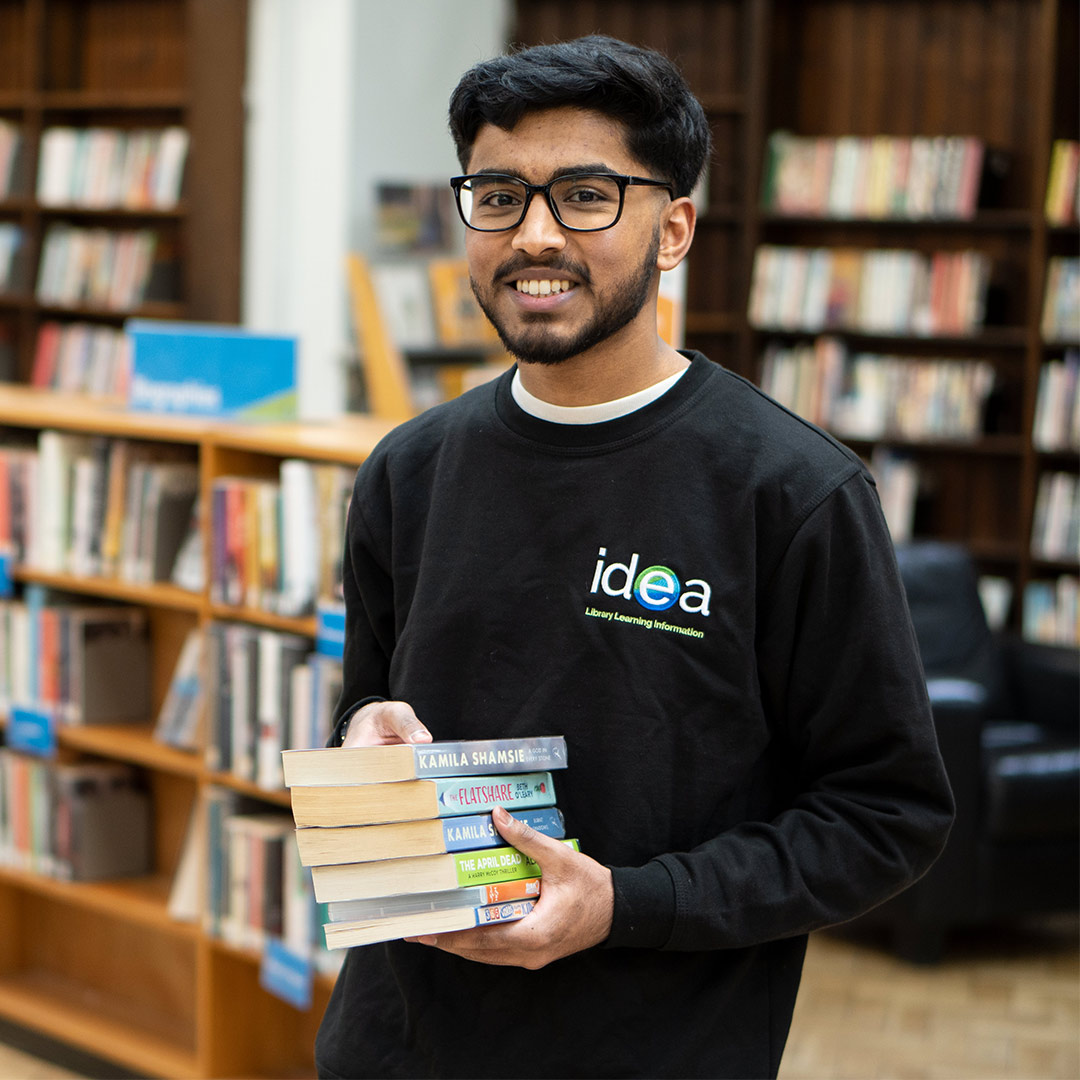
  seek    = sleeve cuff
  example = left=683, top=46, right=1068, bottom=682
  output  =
left=604, top=860, right=678, bottom=949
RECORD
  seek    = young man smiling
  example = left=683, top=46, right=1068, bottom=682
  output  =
left=315, top=36, right=953, bottom=1080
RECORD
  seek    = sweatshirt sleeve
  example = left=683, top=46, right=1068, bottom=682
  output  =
left=326, top=463, right=397, bottom=742
left=606, top=472, right=954, bottom=951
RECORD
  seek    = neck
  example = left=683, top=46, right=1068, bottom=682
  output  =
left=516, top=323, right=688, bottom=407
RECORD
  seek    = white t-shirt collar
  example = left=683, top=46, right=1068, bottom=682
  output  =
left=510, top=367, right=687, bottom=425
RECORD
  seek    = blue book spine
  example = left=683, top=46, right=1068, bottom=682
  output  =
left=440, top=807, right=565, bottom=852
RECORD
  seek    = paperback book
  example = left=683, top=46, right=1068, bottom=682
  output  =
left=323, top=897, right=537, bottom=949
left=290, top=771, right=557, bottom=828
left=282, top=734, right=568, bottom=787
left=295, top=807, right=565, bottom=866
left=325, top=876, right=541, bottom=923
left=310, top=840, right=579, bottom=903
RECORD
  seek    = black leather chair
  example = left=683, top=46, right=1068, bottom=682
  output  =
left=850, top=541, right=1080, bottom=963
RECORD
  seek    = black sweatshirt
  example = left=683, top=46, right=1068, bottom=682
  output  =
left=315, top=352, right=953, bottom=1080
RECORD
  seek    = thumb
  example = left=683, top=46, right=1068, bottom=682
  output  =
left=492, top=805, right=568, bottom=864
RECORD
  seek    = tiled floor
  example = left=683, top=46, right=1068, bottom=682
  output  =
left=0, top=918, right=1075, bottom=1079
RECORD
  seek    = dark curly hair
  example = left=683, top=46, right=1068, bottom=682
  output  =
left=448, top=35, right=711, bottom=198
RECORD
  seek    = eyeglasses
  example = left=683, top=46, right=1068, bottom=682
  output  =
left=449, top=172, right=674, bottom=233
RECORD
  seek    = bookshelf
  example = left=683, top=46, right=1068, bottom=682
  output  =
left=513, top=0, right=1080, bottom=637
left=0, top=384, right=397, bottom=1078
left=0, top=0, right=247, bottom=386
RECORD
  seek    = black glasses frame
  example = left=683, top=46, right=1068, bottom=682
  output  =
left=449, top=172, right=675, bottom=232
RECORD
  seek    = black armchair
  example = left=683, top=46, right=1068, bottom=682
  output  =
left=851, top=541, right=1079, bottom=963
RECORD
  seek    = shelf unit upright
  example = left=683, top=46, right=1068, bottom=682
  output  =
left=513, top=0, right=1079, bottom=631
left=0, top=0, right=247, bottom=382
left=0, top=383, right=397, bottom=1078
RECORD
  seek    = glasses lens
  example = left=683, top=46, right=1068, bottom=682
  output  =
left=458, top=176, right=528, bottom=230
left=550, top=174, right=623, bottom=229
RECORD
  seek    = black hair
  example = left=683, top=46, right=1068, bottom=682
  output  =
left=448, top=35, right=711, bottom=198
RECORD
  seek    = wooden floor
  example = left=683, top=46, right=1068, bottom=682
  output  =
left=782, top=917, right=1080, bottom=1080
left=0, top=918, right=1074, bottom=1080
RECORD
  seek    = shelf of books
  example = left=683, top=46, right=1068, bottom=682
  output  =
left=0, top=0, right=245, bottom=391
left=0, top=385, right=398, bottom=1078
left=747, top=0, right=1076, bottom=642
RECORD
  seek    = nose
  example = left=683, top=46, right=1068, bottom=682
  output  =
left=511, top=192, right=567, bottom=256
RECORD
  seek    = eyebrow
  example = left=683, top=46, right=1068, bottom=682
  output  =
left=471, top=164, right=621, bottom=182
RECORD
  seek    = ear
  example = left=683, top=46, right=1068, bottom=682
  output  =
left=657, top=197, right=696, bottom=272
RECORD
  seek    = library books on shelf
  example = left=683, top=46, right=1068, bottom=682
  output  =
left=1033, top=352, right=1080, bottom=452
left=36, top=126, right=189, bottom=211
left=0, top=381, right=399, bottom=1078
left=0, top=751, right=153, bottom=881
left=748, top=245, right=992, bottom=337
left=760, top=132, right=1007, bottom=220
left=759, top=337, right=996, bottom=443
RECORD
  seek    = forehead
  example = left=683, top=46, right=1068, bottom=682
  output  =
left=465, top=106, right=641, bottom=180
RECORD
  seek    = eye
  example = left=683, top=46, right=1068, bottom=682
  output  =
left=562, top=183, right=613, bottom=204
left=473, top=184, right=524, bottom=208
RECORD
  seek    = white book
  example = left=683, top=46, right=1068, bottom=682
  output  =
left=256, top=630, right=285, bottom=790
left=153, top=126, right=190, bottom=207
left=287, top=660, right=315, bottom=751
left=279, top=459, right=319, bottom=617
left=37, top=127, right=78, bottom=205
left=33, top=430, right=94, bottom=572
left=229, top=625, right=257, bottom=782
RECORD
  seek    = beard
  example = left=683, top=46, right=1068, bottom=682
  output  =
left=469, top=229, right=661, bottom=366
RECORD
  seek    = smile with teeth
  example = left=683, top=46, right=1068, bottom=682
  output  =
left=515, top=279, right=574, bottom=296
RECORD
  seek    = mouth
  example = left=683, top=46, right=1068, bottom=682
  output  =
left=512, top=278, right=576, bottom=297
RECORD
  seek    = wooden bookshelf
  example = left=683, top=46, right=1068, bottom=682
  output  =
left=0, top=386, right=397, bottom=1078
left=513, top=0, right=1079, bottom=635
left=0, top=0, right=247, bottom=384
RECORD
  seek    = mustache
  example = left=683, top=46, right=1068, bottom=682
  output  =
left=492, top=255, right=592, bottom=286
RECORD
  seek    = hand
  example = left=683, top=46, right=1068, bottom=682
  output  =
left=408, top=806, right=614, bottom=969
left=341, top=700, right=432, bottom=747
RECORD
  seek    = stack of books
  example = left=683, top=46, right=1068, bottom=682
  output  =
left=282, top=736, right=572, bottom=949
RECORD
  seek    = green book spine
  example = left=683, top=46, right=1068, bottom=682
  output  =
left=453, top=840, right=579, bottom=887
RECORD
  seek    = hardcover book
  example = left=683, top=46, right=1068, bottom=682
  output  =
left=295, top=807, right=565, bottom=866
left=290, top=771, right=557, bottom=828
left=282, top=735, right=568, bottom=787
left=310, top=840, right=578, bottom=903
left=323, top=897, right=537, bottom=949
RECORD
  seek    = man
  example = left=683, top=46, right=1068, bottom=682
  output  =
left=316, top=35, right=953, bottom=1080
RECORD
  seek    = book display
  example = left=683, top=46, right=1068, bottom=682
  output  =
left=0, top=0, right=245, bottom=386
left=0, top=383, right=397, bottom=1078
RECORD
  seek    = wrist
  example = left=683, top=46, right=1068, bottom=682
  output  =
left=328, top=697, right=385, bottom=748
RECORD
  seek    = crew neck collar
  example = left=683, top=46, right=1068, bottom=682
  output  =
left=494, top=351, right=716, bottom=451
left=511, top=366, right=687, bottom=424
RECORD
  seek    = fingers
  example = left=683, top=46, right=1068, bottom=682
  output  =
left=492, top=805, right=568, bottom=864
left=342, top=700, right=433, bottom=747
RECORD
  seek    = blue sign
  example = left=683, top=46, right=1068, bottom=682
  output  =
left=315, top=602, right=346, bottom=660
left=127, top=320, right=298, bottom=420
left=9, top=706, right=57, bottom=758
left=0, top=547, right=12, bottom=599
left=260, top=939, right=313, bottom=1011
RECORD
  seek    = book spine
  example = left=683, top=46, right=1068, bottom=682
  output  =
left=434, top=772, right=557, bottom=817
left=440, top=807, right=565, bottom=851
left=411, top=735, right=568, bottom=777
left=325, top=876, right=541, bottom=924
left=453, top=839, right=579, bottom=888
